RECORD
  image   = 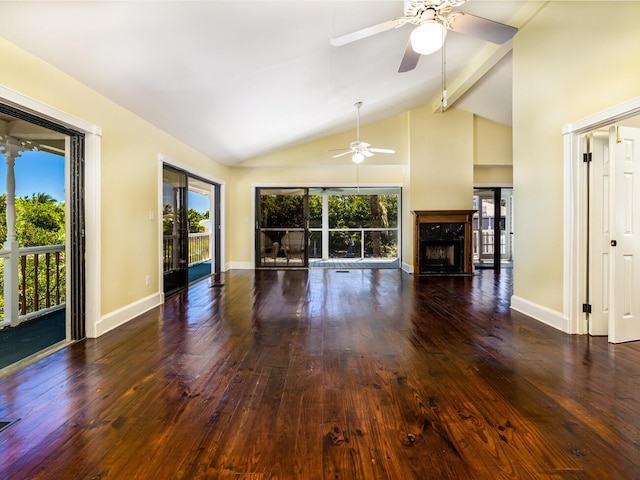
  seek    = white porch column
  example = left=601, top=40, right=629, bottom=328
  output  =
left=0, top=136, right=24, bottom=327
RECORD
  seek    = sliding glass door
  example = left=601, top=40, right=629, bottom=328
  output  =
left=163, top=167, right=188, bottom=294
left=163, top=165, right=220, bottom=294
left=256, top=188, right=308, bottom=268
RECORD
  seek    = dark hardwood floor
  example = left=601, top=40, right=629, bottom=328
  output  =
left=1, top=268, right=640, bottom=479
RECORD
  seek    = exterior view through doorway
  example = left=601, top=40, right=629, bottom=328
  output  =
left=162, top=164, right=221, bottom=296
left=0, top=103, right=85, bottom=371
left=473, top=187, right=513, bottom=270
left=256, top=187, right=401, bottom=269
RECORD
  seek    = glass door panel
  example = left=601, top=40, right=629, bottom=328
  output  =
left=501, top=188, right=513, bottom=264
left=187, top=177, right=212, bottom=283
left=473, top=189, right=495, bottom=268
left=257, top=188, right=308, bottom=268
left=163, top=166, right=188, bottom=294
left=473, top=188, right=513, bottom=269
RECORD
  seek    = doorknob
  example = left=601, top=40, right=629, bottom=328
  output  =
left=611, top=240, right=617, bottom=247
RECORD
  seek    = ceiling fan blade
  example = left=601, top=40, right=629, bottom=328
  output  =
left=398, top=38, right=420, bottom=73
left=362, top=150, right=375, bottom=158
left=330, top=19, right=402, bottom=47
left=332, top=150, right=352, bottom=158
left=369, top=148, right=396, bottom=154
left=449, top=13, right=517, bottom=44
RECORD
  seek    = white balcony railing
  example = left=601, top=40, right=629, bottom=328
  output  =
left=163, top=233, right=211, bottom=272
left=0, top=244, right=66, bottom=328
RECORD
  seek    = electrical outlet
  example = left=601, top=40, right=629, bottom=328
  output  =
left=145, top=275, right=151, bottom=286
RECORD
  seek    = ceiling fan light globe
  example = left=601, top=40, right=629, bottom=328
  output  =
left=410, top=21, right=446, bottom=55
left=352, top=152, right=365, bottom=164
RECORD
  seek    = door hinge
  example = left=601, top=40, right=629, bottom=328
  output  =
left=582, top=303, right=592, bottom=314
left=583, top=152, right=592, bottom=163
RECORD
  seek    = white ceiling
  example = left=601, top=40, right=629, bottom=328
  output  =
left=0, top=1, right=532, bottom=165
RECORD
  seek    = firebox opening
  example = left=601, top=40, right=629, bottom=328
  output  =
left=419, top=223, right=465, bottom=274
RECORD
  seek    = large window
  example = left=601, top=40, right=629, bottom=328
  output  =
left=256, top=187, right=400, bottom=268
left=309, top=188, right=399, bottom=261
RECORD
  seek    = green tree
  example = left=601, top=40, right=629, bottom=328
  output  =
left=260, top=194, right=305, bottom=228
left=15, top=193, right=65, bottom=247
left=188, top=208, right=208, bottom=233
left=0, top=192, right=67, bottom=319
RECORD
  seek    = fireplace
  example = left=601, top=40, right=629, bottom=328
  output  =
left=413, top=210, right=475, bottom=275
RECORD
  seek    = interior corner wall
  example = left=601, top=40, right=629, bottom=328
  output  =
left=512, top=1, right=640, bottom=314
left=474, top=166, right=512, bottom=185
left=474, top=116, right=512, bottom=167
left=0, top=36, right=228, bottom=336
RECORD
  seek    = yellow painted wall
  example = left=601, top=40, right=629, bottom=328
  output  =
left=240, top=113, right=408, bottom=168
left=409, top=106, right=474, bottom=211
left=474, top=166, right=512, bottom=185
left=474, top=116, right=512, bottom=167
left=513, top=1, right=640, bottom=311
left=0, top=37, right=228, bottom=316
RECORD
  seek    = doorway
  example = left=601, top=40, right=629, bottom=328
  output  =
left=256, top=188, right=308, bottom=268
left=584, top=123, right=640, bottom=342
left=565, top=97, right=640, bottom=343
left=0, top=103, right=85, bottom=369
left=162, top=164, right=221, bottom=295
left=473, top=187, right=513, bottom=270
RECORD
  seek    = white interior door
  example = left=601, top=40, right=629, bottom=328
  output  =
left=588, top=132, right=610, bottom=335
left=609, top=126, right=640, bottom=343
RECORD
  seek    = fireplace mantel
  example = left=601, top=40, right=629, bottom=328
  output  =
left=412, top=210, right=476, bottom=275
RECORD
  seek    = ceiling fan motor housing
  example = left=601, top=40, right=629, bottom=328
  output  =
left=350, top=140, right=370, bottom=152
left=404, top=0, right=467, bottom=17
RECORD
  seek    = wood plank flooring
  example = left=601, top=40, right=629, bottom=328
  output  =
left=1, top=268, right=640, bottom=479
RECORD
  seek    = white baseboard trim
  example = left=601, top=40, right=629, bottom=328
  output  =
left=227, top=261, right=253, bottom=270
left=402, top=261, right=413, bottom=274
left=510, top=295, right=570, bottom=333
left=93, top=292, right=164, bottom=338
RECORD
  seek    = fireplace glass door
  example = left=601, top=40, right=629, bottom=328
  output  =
left=420, top=223, right=465, bottom=274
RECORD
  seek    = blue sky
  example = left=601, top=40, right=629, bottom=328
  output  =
left=0, top=150, right=65, bottom=203
left=1, top=150, right=211, bottom=214
left=188, top=191, right=210, bottom=214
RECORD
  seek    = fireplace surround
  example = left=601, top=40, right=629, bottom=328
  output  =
left=412, top=210, right=475, bottom=275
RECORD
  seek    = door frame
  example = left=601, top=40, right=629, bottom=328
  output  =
left=0, top=85, right=101, bottom=339
left=255, top=187, right=309, bottom=269
left=563, top=96, right=640, bottom=337
left=159, top=154, right=225, bottom=295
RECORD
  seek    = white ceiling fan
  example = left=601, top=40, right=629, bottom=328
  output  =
left=332, top=102, right=396, bottom=164
left=330, top=0, right=517, bottom=73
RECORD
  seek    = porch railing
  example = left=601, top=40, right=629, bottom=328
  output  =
left=188, top=233, right=210, bottom=265
left=309, top=227, right=399, bottom=259
left=163, top=233, right=211, bottom=272
left=0, top=244, right=66, bottom=328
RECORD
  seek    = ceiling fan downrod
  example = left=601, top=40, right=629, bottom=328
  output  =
left=354, top=101, right=362, bottom=141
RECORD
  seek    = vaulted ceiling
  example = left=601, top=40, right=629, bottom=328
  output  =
left=0, top=1, right=538, bottom=165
